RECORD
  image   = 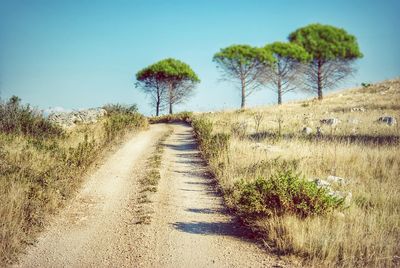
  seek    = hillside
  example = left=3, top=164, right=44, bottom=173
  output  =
left=192, top=79, right=399, bottom=267
left=1, top=79, right=399, bottom=267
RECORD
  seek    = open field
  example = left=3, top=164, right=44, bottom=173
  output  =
left=192, top=79, right=400, bottom=267
left=1, top=79, right=399, bottom=267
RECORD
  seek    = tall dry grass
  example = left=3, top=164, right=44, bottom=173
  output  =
left=0, top=100, right=148, bottom=265
left=194, top=79, right=400, bottom=267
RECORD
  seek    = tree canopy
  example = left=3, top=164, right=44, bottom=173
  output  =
left=288, top=23, right=363, bottom=62
left=136, top=58, right=199, bottom=115
left=265, top=42, right=310, bottom=63
left=213, top=44, right=274, bottom=108
left=289, top=24, right=363, bottom=99
left=136, top=58, right=200, bottom=83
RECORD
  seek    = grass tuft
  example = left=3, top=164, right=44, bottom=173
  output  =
left=134, top=128, right=173, bottom=224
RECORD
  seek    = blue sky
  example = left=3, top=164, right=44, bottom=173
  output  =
left=0, top=0, right=399, bottom=115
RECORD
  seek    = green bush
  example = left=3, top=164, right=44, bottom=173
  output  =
left=234, top=170, right=343, bottom=218
left=102, top=103, right=138, bottom=115
left=192, top=117, right=213, bottom=143
left=361, top=82, right=371, bottom=88
left=103, top=112, right=148, bottom=141
left=0, top=96, right=63, bottom=138
left=192, top=117, right=230, bottom=160
left=149, top=111, right=193, bottom=124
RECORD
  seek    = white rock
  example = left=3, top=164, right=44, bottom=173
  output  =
left=316, top=127, right=324, bottom=136
left=48, top=108, right=107, bottom=128
left=302, top=127, right=313, bottom=135
left=314, top=179, right=331, bottom=189
left=326, top=175, right=347, bottom=186
left=330, top=191, right=352, bottom=207
left=351, top=107, right=366, bottom=112
left=320, top=118, right=340, bottom=126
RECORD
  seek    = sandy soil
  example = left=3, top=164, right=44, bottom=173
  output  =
left=15, top=123, right=287, bottom=268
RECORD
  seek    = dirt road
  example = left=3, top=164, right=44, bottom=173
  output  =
left=16, top=123, right=285, bottom=267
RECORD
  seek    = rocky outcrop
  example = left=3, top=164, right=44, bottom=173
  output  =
left=326, top=175, right=347, bottom=186
left=313, top=176, right=351, bottom=207
left=48, top=108, right=107, bottom=128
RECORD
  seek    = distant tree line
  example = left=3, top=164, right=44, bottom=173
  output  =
left=136, top=23, right=362, bottom=114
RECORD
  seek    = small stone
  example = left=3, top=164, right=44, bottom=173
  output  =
left=351, top=107, right=366, bottom=112
left=320, top=118, right=340, bottom=126
left=316, top=127, right=324, bottom=136
left=378, top=116, right=397, bottom=126
left=302, top=127, right=313, bottom=135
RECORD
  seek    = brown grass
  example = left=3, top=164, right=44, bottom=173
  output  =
left=195, top=79, right=400, bottom=267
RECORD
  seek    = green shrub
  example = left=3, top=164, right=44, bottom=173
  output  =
left=192, top=117, right=213, bottom=143
left=102, top=103, right=138, bottom=115
left=0, top=96, right=63, bottom=138
left=103, top=112, right=148, bottom=141
left=192, top=117, right=230, bottom=160
left=361, top=82, right=371, bottom=88
left=234, top=170, right=343, bottom=218
left=149, top=111, right=193, bottom=123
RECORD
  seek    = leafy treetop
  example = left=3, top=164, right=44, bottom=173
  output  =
left=264, top=42, right=310, bottom=62
left=136, top=58, right=200, bottom=82
left=213, top=44, right=275, bottom=67
left=288, top=23, right=363, bottom=61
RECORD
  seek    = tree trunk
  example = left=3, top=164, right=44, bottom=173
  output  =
left=156, top=101, right=160, bottom=116
left=317, top=60, right=323, bottom=100
left=241, top=79, right=246, bottom=109
left=277, top=78, right=282, bottom=105
left=168, top=83, right=173, bottom=115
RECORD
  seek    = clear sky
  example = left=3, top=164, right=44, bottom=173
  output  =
left=1, top=0, right=399, bottom=115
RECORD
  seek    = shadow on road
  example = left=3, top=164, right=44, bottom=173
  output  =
left=186, top=208, right=221, bottom=214
left=172, top=221, right=250, bottom=238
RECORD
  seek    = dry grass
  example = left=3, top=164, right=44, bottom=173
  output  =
left=196, top=79, right=400, bottom=267
left=0, top=113, right=148, bottom=265
left=135, top=127, right=173, bottom=224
